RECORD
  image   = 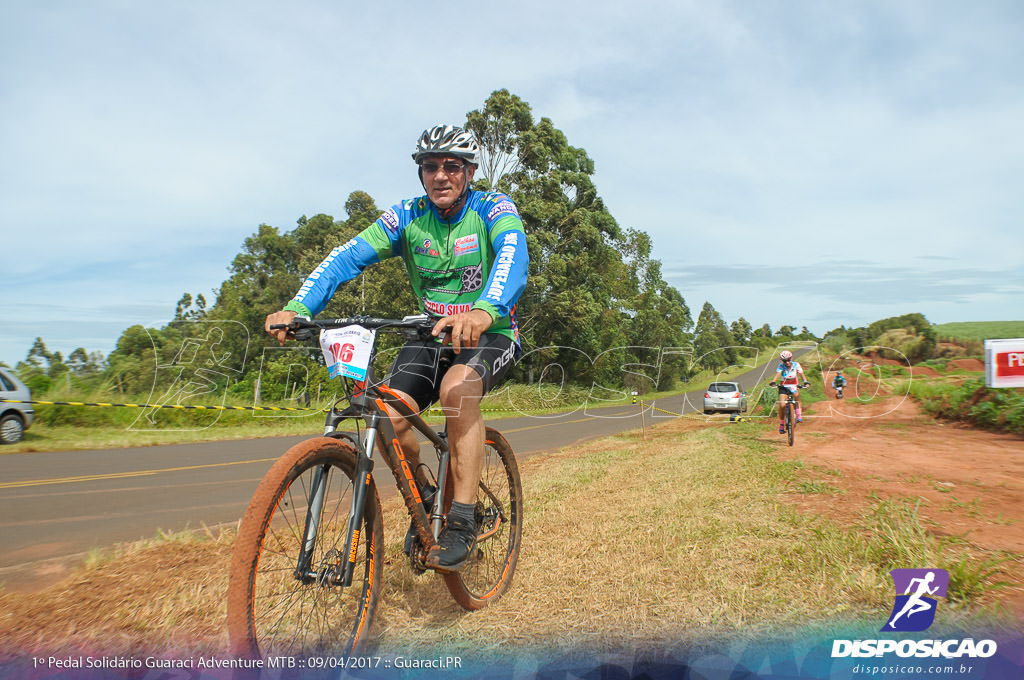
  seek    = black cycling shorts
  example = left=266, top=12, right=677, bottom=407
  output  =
left=384, top=333, right=517, bottom=411
left=778, top=384, right=800, bottom=397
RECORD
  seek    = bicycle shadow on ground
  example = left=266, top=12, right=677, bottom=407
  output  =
left=374, top=543, right=474, bottom=634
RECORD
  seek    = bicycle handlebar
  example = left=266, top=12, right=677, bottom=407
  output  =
left=270, top=314, right=440, bottom=342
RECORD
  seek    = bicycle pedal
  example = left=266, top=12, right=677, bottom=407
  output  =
left=423, top=547, right=467, bottom=574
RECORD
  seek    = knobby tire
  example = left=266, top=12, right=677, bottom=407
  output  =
left=227, top=437, right=383, bottom=658
left=442, top=427, right=523, bottom=610
left=786, top=402, right=795, bottom=447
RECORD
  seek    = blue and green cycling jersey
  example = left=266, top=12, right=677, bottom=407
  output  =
left=284, top=190, right=529, bottom=344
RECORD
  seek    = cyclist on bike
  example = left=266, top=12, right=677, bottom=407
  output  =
left=769, top=350, right=810, bottom=433
left=832, top=370, right=846, bottom=397
left=265, top=124, right=528, bottom=572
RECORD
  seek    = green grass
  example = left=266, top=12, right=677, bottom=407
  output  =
left=6, top=345, right=800, bottom=453
left=907, top=377, right=1024, bottom=434
left=793, top=480, right=844, bottom=494
left=933, top=320, right=1024, bottom=341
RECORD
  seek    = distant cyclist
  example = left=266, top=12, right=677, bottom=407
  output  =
left=769, top=350, right=810, bottom=433
left=832, top=370, right=847, bottom=398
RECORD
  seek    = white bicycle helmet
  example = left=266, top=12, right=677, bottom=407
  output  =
left=412, top=125, right=480, bottom=165
left=780, top=350, right=793, bottom=361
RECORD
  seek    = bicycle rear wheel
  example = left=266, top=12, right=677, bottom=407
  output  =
left=443, top=428, right=523, bottom=610
left=786, top=403, right=795, bottom=447
left=227, top=437, right=383, bottom=658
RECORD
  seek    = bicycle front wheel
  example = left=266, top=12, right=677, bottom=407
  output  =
left=227, top=437, right=383, bottom=658
left=443, top=427, right=523, bottom=610
left=786, top=403, right=795, bottom=447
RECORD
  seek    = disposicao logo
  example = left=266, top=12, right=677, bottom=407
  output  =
left=882, top=568, right=948, bottom=632
left=831, top=567, right=998, bottom=659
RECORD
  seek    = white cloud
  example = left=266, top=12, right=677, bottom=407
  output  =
left=1, top=0, right=1022, bottom=363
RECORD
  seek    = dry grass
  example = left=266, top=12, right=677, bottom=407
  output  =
left=0, top=526, right=233, bottom=658
left=371, top=420, right=881, bottom=660
left=0, top=416, right=1011, bottom=663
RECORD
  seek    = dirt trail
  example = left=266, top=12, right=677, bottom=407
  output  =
left=772, top=393, right=1024, bottom=614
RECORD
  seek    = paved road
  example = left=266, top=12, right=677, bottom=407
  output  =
left=0, top=346, right=810, bottom=589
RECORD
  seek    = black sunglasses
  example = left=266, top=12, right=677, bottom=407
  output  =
left=420, top=161, right=466, bottom=176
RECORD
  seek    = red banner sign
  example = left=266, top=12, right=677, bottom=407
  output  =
left=986, top=339, right=1024, bottom=388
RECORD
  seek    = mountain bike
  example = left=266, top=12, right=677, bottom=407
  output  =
left=227, top=314, right=523, bottom=658
left=770, top=382, right=809, bottom=447
left=834, top=384, right=844, bottom=399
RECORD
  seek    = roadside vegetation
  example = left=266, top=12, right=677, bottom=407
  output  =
left=908, top=378, right=1024, bottom=434
left=5, top=342, right=801, bottom=454
left=818, top=313, right=1022, bottom=367
left=0, top=413, right=1014, bottom=660
left=802, top=319, right=1023, bottom=437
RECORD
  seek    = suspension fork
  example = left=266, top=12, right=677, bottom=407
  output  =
left=337, top=413, right=379, bottom=586
left=294, top=406, right=357, bottom=580
left=294, top=414, right=378, bottom=585
left=296, top=462, right=330, bottom=581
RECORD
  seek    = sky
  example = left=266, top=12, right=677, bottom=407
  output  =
left=2, top=1, right=1022, bottom=366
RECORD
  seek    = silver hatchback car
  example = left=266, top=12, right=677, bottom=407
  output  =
left=0, top=366, right=35, bottom=444
left=703, top=381, right=748, bottom=415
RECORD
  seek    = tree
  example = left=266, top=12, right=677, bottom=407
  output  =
left=693, top=302, right=736, bottom=370
left=619, top=228, right=692, bottom=389
left=25, top=337, right=51, bottom=371
left=297, top=194, right=417, bottom=319
left=851, top=327, right=867, bottom=353
left=208, top=220, right=312, bottom=380
left=730, top=317, right=753, bottom=345
left=20, top=337, right=68, bottom=379
left=173, top=293, right=208, bottom=323
left=106, top=325, right=162, bottom=396
left=465, top=89, right=533, bottom=191
left=62, top=90, right=697, bottom=400
left=464, top=90, right=692, bottom=389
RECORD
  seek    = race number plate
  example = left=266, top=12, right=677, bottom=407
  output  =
left=320, top=326, right=376, bottom=380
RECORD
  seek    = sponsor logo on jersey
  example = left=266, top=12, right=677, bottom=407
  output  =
left=486, top=232, right=519, bottom=301
left=414, top=238, right=439, bottom=257
left=418, top=264, right=482, bottom=294
left=487, top=200, right=520, bottom=222
left=423, top=299, right=473, bottom=317
left=493, top=336, right=518, bottom=373
left=454, top=233, right=480, bottom=256
left=378, top=208, right=400, bottom=233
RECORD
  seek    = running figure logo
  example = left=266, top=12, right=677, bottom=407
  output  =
left=882, top=568, right=949, bottom=632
